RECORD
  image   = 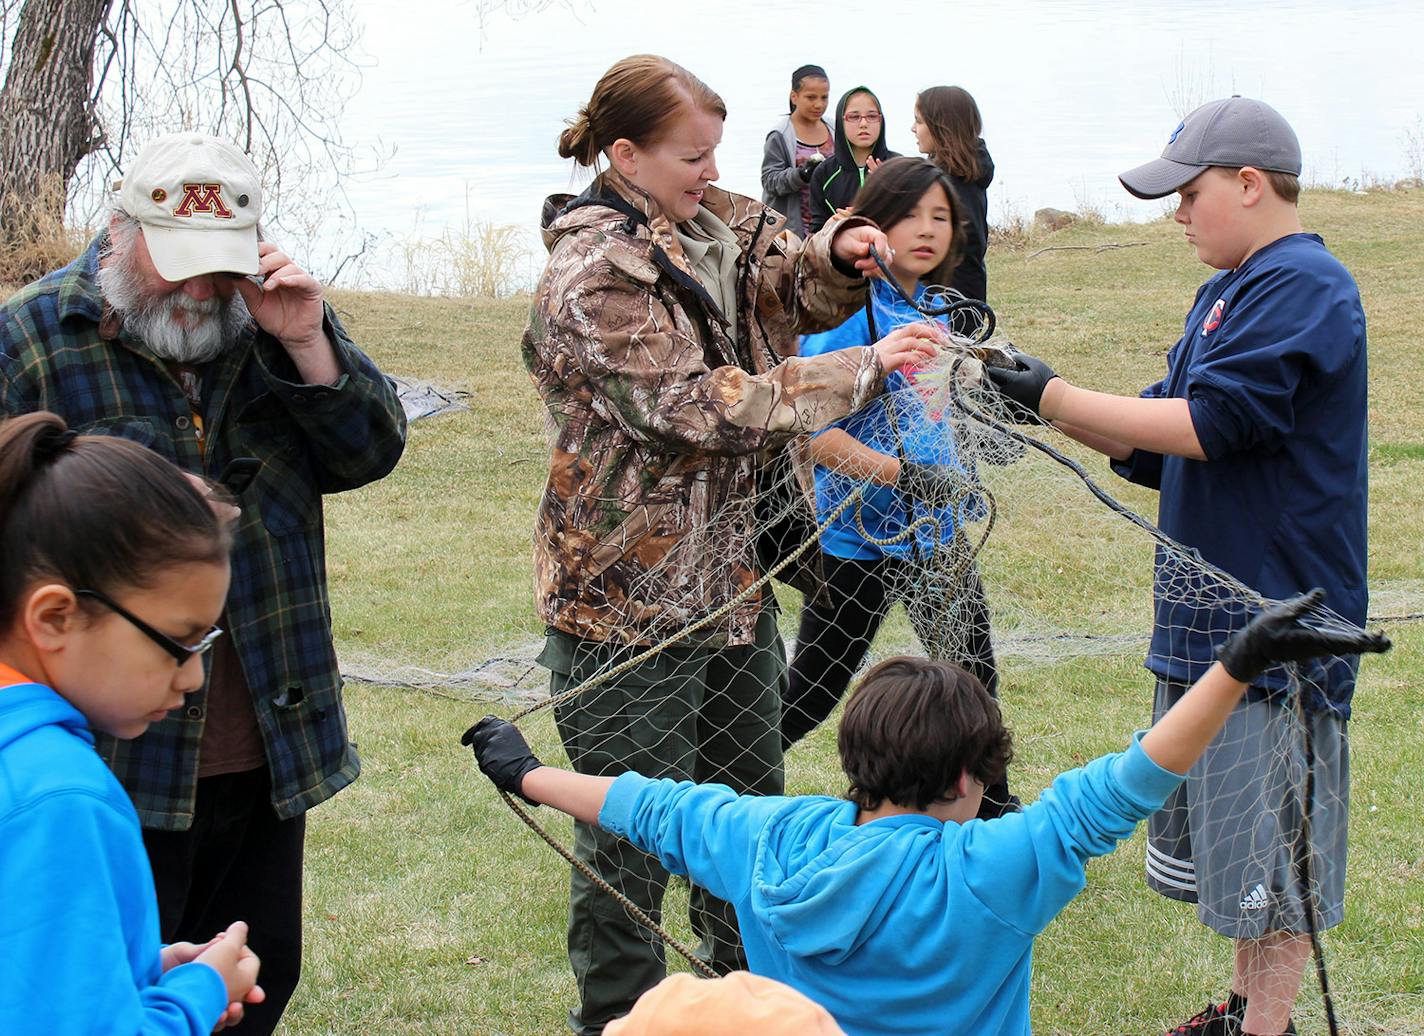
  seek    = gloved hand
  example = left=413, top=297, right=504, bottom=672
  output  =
left=985, top=348, right=1057, bottom=420
left=1216, top=589, right=1392, bottom=684
left=460, top=716, right=544, bottom=806
left=895, top=459, right=965, bottom=508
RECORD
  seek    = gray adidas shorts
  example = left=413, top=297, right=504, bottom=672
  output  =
left=1146, top=679, right=1349, bottom=939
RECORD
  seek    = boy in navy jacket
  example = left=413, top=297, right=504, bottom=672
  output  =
left=988, top=98, right=1368, bottom=1036
left=463, top=596, right=1386, bottom=1036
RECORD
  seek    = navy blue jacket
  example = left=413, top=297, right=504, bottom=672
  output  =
left=1113, top=233, right=1368, bottom=715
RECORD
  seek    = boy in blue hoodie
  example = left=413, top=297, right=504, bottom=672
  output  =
left=0, top=412, right=261, bottom=1035
left=463, top=593, right=1387, bottom=1036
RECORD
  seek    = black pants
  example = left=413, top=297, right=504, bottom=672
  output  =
left=782, top=553, right=1016, bottom=818
left=144, top=768, right=306, bottom=1035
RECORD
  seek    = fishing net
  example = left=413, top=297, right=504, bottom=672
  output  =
left=493, top=273, right=1382, bottom=1035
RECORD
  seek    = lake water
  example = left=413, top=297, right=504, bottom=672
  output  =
left=336, top=0, right=1423, bottom=287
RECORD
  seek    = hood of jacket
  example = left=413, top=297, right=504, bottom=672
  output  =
left=768, top=113, right=834, bottom=152
left=751, top=798, right=952, bottom=965
left=0, top=679, right=91, bottom=756
left=969, top=137, right=995, bottom=189
left=540, top=170, right=751, bottom=256
left=538, top=170, right=763, bottom=329
left=829, top=85, right=893, bottom=175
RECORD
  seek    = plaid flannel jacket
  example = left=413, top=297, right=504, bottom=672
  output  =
left=0, top=237, right=407, bottom=829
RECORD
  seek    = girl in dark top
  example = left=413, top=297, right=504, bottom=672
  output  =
left=913, top=86, right=995, bottom=302
left=761, top=64, right=835, bottom=239
left=806, top=85, right=898, bottom=234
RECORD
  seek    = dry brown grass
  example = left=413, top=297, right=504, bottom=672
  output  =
left=0, top=175, right=90, bottom=286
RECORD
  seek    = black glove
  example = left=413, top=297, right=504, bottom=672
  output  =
left=798, top=161, right=817, bottom=184
left=895, top=459, right=964, bottom=508
left=460, top=716, right=544, bottom=806
left=985, top=349, right=1057, bottom=420
left=1216, top=589, right=1392, bottom=684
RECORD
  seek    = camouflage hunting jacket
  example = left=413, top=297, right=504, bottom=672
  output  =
left=523, top=171, right=885, bottom=646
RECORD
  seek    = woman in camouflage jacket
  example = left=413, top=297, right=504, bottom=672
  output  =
left=516, top=55, right=938, bottom=1035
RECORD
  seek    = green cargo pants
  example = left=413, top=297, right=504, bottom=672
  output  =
left=542, top=609, right=786, bottom=1036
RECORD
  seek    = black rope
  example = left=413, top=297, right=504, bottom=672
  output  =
left=866, top=246, right=996, bottom=340
left=1291, top=670, right=1340, bottom=1036
left=952, top=387, right=1265, bottom=605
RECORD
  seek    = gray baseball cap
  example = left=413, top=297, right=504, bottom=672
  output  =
left=1119, top=96, right=1302, bottom=200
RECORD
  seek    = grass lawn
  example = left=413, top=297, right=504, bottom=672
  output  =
left=294, top=188, right=1424, bottom=1035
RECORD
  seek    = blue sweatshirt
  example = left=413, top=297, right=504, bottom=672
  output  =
left=0, top=679, right=229, bottom=1035
left=600, top=734, right=1182, bottom=1036
left=802, top=280, right=979, bottom=560
left=1111, top=233, right=1368, bottom=715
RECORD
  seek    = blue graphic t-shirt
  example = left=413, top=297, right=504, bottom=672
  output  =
left=801, top=281, right=977, bottom=560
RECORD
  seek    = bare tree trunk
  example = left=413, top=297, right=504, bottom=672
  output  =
left=0, top=0, right=112, bottom=256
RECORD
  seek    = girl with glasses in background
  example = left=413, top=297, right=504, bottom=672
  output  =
left=807, top=85, right=899, bottom=234
left=0, top=411, right=262, bottom=1035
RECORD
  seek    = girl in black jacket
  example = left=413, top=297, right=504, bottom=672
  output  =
left=913, top=85, right=995, bottom=302
left=806, top=85, right=898, bottom=234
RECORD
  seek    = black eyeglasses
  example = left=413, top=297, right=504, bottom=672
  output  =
left=74, top=589, right=224, bottom=665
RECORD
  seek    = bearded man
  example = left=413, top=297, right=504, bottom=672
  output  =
left=0, top=133, right=406, bottom=1033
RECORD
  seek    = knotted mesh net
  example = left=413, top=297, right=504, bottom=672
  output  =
left=486, top=280, right=1381, bottom=1035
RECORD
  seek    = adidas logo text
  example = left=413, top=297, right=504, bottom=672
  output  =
left=1240, top=883, right=1268, bottom=911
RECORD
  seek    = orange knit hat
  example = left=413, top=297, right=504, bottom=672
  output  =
left=604, top=972, right=845, bottom=1036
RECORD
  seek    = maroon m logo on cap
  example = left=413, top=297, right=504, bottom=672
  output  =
left=172, top=183, right=235, bottom=219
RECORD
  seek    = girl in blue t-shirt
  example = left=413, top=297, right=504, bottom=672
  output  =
left=782, top=157, right=1015, bottom=817
left=0, top=412, right=262, bottom=1034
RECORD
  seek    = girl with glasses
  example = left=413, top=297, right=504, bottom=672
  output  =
left=912, top=86, right=995, bottom=303
left=0, top=411, right=262, bottom=1034
left=806, top=85, right=899, bottom=235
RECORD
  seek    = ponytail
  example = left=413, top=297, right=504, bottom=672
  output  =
left=0, top=412, right=232, bottom=630
left=557, top=108, right=601, bottom=167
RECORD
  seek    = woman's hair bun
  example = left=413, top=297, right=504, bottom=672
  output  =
left=558, top=108, right=600, bottom=167
left=558, top=57, right=726, bottom=169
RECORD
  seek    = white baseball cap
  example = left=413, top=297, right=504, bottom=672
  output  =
left=117, top=133, right=263, bottom=280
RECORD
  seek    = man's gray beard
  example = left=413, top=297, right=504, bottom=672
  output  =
left=97, top=235, right=252, bottom=365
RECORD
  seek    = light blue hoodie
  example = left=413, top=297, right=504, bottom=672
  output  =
left=600, top=733, right=1182, bottom=1036
left=0, top=679, right=229, bottom=1035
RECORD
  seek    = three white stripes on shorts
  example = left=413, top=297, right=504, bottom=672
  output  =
left=1145, top=842, right=1196, bottom=893
left=1145, top=844, right=1269, bottom=911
